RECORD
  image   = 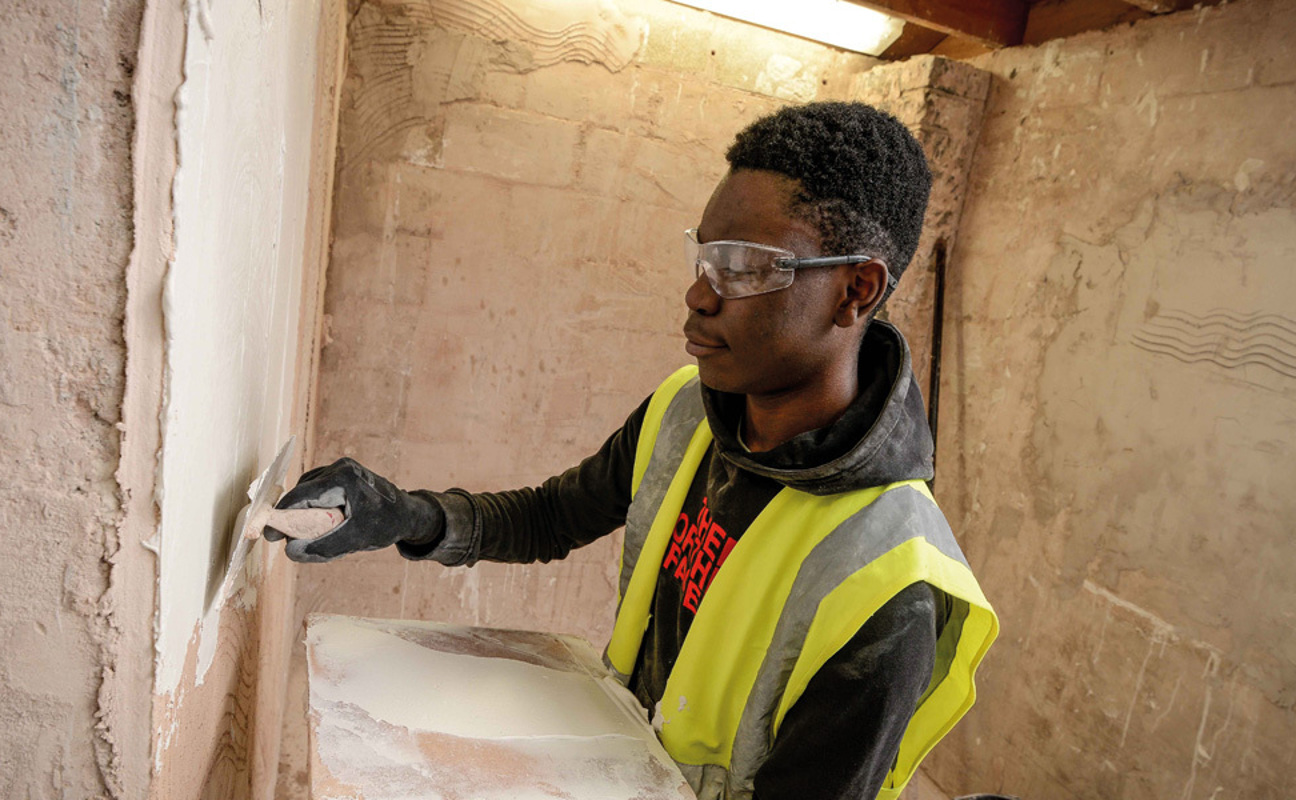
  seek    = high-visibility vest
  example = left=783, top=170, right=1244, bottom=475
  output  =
left=604, top=366, right=999, bottom=800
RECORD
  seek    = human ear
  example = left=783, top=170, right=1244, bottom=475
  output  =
left=834, top=259, right=890, bottom=327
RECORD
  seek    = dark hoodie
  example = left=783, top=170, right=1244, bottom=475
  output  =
left=404, top=321, right=947, bottom=799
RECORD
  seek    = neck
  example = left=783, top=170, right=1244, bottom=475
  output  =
left=741, top=361, right=859, bottom=452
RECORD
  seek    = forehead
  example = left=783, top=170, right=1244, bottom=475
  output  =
left=698, top=169, right=820, bottom=253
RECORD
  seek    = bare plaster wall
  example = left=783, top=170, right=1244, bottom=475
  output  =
left=851, top=57, right=992, bottom=425
left=929, top=1, right=1296, bottom=797
left=0, top=1, right=151, bottom=796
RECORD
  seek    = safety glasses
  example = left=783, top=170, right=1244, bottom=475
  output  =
left=686, top=228, right=895, bottom=299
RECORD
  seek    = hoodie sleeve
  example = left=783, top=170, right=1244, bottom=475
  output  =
left=753, top=582, right=940, bottom=800
left=397, top=396, right=650, bottom=565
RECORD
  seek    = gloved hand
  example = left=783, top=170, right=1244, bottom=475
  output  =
left=264, top=457, right=445, bottom=563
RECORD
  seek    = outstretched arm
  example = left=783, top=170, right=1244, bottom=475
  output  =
left=399, top=396, right=649, bottom=565
left=267, top=396, right=649, bottom=565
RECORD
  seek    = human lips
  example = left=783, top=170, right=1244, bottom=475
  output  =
left=683, top=321, right=727, bottom=357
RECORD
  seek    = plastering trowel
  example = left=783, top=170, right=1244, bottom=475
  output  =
left=213, top=436, right=343, bottom=606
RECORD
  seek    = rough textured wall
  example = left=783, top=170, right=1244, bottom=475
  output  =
left=0, top=1, right=150, bottom=796
left=852, top=57, right=991, bottom=426
left=932, top=1, right=1296, bottom=797
left=281, top=0, right=883, bottom=793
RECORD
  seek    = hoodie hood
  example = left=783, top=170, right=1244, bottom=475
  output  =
left=700, top=320, right=934, bottom=495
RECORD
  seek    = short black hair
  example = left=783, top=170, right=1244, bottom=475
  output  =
left=725, top=102, right=931, bottom=288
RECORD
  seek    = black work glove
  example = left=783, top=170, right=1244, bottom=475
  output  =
left=264, top=457, right=445, bottom=563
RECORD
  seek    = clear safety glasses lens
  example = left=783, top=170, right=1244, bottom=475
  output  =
left=685, top=228, right=796, bottom=299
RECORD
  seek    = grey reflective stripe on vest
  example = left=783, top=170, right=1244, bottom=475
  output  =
left=616, top=376, right=705, bottom=616
left=611, top=378, right=970, bottom=799
left=677, top=763, right=735, bottom=800
left=724, top=483, right=967, bottom=795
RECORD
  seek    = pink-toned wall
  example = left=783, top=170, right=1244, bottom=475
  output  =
left=298, top=0, right=877, bottom=634
left=928, top=1, right=1296, bottom=797
left=0, top=1, right=153, bottom=795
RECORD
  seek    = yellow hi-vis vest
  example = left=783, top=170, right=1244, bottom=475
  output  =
left=603, top=367, right=998, bottom=800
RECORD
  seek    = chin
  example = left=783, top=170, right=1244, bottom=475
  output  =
left=694, top=361, right=728, bottom=392
left=695, top=361, right=748, bottom=396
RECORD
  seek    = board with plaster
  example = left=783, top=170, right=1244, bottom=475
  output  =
left=305, top=614, right=695, bottom=800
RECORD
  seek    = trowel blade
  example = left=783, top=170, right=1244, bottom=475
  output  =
left=238, top=436, right=297, bottom=540
left=213, top=436, right=297, bottom=608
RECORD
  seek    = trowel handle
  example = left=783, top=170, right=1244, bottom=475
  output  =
left=264, top=507, right=345, bottom=541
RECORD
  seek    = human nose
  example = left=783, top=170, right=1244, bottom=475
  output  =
left=685, top=270, right=721, bottom=316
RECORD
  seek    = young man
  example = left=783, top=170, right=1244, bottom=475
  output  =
left=269, top=102, right=996, bottom=800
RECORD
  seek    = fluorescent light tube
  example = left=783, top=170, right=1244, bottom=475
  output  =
left=671, top=0, right=904, bottom=55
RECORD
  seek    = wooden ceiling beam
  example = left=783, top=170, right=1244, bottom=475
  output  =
left=1021, top=0, right=1150, bottom=46
left=846, top=0, right=1029, bottom=49
left=880, top=22, right=951, bottom=60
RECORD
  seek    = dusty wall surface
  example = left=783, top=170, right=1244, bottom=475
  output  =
left=851, top=57, right=992, bottom=424
left=0, top=0, right=152, bottom=796
left=931, top=0, right=1296, bottom=797
left=0, top=0, right=343, bottom=795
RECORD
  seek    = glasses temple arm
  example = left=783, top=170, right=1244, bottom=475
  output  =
left=779, top=255, right=898, bottom=290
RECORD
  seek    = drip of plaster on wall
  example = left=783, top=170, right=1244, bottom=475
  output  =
left=154, top=0, right=323, bottom=698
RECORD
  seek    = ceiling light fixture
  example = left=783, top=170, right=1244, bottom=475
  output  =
left=670, top=0, right=904, bottom=56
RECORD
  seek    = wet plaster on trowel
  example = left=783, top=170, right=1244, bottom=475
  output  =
left=152, top=0, right=324, bottom=767
left=305, top=616, right=692, bottom=800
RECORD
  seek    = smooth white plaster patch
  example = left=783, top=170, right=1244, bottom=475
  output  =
left=156, top=0, right=322, bottom=695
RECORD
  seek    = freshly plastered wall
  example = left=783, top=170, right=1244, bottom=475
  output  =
left=153, top=0, right=318, bottom=692
left=0, top=1, right=153, bottom=795
left=928, top=0, right=1296, bottom=797
left=136, top=0, right=345, bottom=795
left=0, top=0, right=342, bottom=794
